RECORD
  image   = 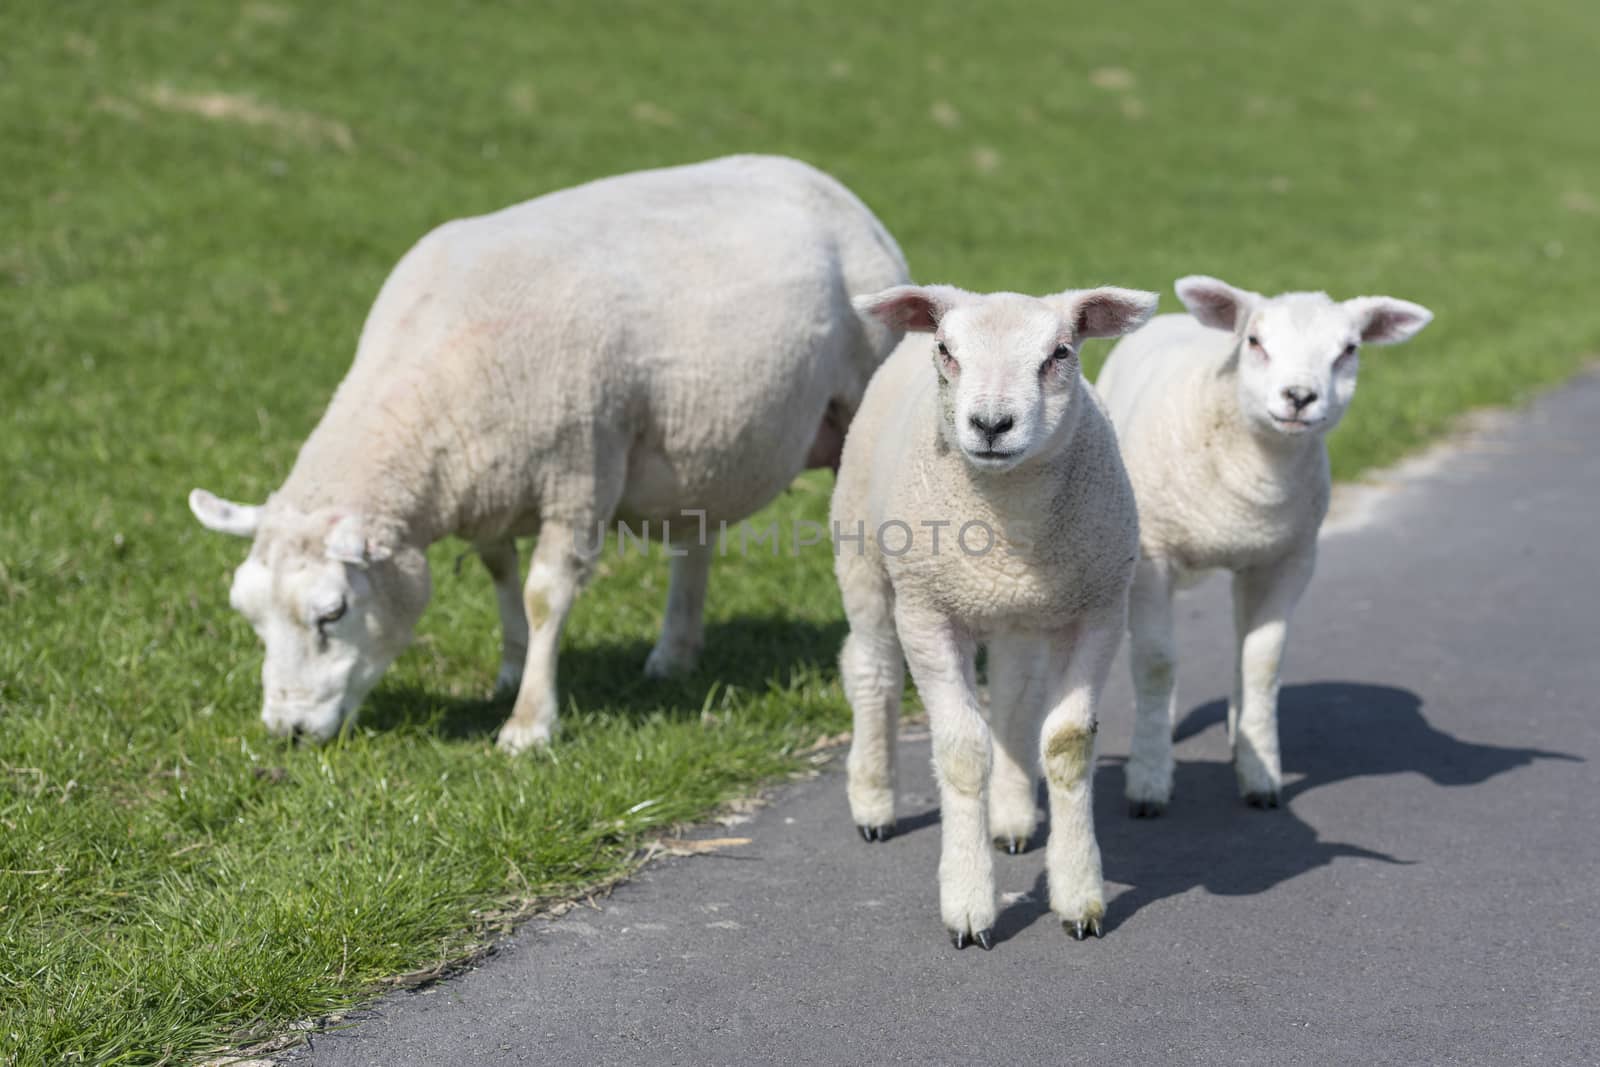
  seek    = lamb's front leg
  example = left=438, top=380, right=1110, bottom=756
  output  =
left=496, top=523, right=591, bottom=754
left=1229, top=549, right=1315, bottom=808
left=1041, top=608, right=1123, bottom=939
left=645, top=539, right=711, bottom=678
left=476, top=538, right=528, bottom=696
left=897, top=605, right=993, bottom=949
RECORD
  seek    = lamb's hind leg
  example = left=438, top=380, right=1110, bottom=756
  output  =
left=645, top=539, right=712, bottom=678
left=839, top=557, right=903, bottom=841
left=986, top=635, right=1048, bottom=854
left=1230, top=549, right=1315, bottom=808
left=477, top=537, right=528, bottom=696
left=495, top=523, right=595, bottom=754
left=898, top=604, right=993, bottom=950
left=1125, top=558, right=1178, bottom=817
left=1041, top=607, right=1123, bottom=940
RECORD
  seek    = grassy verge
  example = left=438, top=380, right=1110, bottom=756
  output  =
left=4, top=0, right=1599, bottom=1060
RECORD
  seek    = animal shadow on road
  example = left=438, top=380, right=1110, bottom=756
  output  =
left=369, top=615, right=849, bottom=740
left=993, top=681, right=1580, bottom=942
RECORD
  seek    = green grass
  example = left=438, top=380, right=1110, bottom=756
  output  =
left=3, top=0, right=1599, bottom=1060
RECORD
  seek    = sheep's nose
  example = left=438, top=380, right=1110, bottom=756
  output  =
left=1282, top=386, right=1318, bottom=412
left=969, top=412, right=1015, bottom=441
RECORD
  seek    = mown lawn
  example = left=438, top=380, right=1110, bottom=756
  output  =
left=3, top=0, right=1599, bottom=1060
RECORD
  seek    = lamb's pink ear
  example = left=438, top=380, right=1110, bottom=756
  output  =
left=1174, top=275, right=1260, bottom=332
left=1058, top=287, right=1160, bottom=339
left=189, top=489, right=261, bottom=538
left=1344, top=296, right=1433, bottom=346
left=325, top=515, right=393, bottom=567
left=852, top=284, right=969, bottom=333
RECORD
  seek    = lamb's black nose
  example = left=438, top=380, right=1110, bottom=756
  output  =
left=969, top=412, right=1015, bottom=441
left=1282, top=386, right=1317, bottom=412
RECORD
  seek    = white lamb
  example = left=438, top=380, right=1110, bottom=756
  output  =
left=835, top=281, right=1159, bottom=947
left=188, top=155, right=908, bottom=753
left=1096, top=275, right=1433, bottom=814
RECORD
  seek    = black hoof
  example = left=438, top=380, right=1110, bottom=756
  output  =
left=1243, top=790, right=1280, bottom=809
left=1064, top=917, right=1104, bottom=941
left=974, top=929, right=994, bottom=951
left=857, top=823, right=895, bottom=842
left=952, top=929, right=970, bottom=950
left=994, top=836, right=1028, bottom=855
left=1128, top=799, right=1166, bottom=818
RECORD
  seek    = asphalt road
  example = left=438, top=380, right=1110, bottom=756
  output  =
left=286, top=371, right=1600, bottom=1066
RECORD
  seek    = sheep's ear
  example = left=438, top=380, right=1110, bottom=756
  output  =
left=1174, top=275, right=1260, bottom=332
left=1344, top=296, right=1433, bottom=346
left=189, top=488, right=261, bottom=538
left=1057, top=287, right=1160, bottom=340
left=852, top=284, right=969, bottom=333
left=325, top=515, right=393, bottom=567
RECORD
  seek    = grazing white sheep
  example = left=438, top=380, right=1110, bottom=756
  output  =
left=1096, top=276, right=1433, bottom=814
left=836, top=281, right=1158, bottom=947
left=189, top=155, right=908, bottom=753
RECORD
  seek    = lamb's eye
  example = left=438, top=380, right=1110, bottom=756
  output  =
left=1339, top=342, right=1358, bottom=361
left=1247, top=335, right=1268, bottom=360
left=1051, top=343, right=1074, bottom=361
left=315, top=600, right=347, bottom=631
left=936, top=340, right=950, bottom=357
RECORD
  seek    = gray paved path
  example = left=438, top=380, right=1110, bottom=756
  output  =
left=287, top=372, right=1600, bottom=1066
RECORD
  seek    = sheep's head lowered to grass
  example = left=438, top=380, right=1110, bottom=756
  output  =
left=1174, top=275, right=1433, bottom=438
left=189, top=490, right=431, bottom=742
left=854, top=284, right=1159, bottom=473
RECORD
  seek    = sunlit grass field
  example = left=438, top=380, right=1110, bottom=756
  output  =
left=4, top=0, right=1599, bottom=1060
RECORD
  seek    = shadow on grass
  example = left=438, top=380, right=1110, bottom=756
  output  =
left=994, top=681, right=1582, bottom=941
left=364, top=615, right=849, bottom=741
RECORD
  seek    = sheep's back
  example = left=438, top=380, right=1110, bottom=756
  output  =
left=329, top=155, right=907, bottom=530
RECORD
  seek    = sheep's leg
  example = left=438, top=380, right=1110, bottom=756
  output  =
left=644, top=540, right=712, bottom=679
left=986, top=635, right=1049, bottom=853
left=1125, top=558, right=1178, bottom=817
left=496, top=523, right=593, bottom=754
left=1227, top=588, right=1244, bottom=746
left=476, top=538, right=528, bottom=696
left=897, top=605, right=993, bottom=948
left=1229, top=550, right=1315, bottom=808
left=1041, top=608, right=1122, bottom=939
left=839, top=558, right=903, bottom=840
